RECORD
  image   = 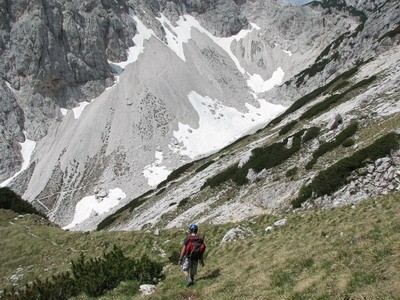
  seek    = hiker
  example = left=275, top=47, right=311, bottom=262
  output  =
left=178, top=224, right=206, bottom=287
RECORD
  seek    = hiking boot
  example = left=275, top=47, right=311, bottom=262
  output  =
left=186, top=277, right=193, bottom=287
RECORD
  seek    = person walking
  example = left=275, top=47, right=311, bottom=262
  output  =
left=178, top=224, right=206, bottom=287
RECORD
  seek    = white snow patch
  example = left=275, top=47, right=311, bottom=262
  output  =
left=63, top=188, right=126, bottom=230
left=109, top=10, right=155, bottom=71
left=156, top=14, right=252, bottom=73
left=60, top=108, right=68, bottom=116
left=156, top=14, right=193, bottom=61
left=72, top=101, right=90, bottom=119
left=1, top=133, right=36, bottom=187
left=283, top=49, right=293, bottom=56
left=143, top=150, right=171, bottom=186
left=247, top=67, right=285, bottom=94
left=170, top=91, right=286, bottom=158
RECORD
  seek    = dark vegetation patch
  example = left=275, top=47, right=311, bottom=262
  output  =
left=378, top=22, right=400, bottom=42
left=0, top=187, right=47, bottom=219
left=155, top=188, right=166, bottom=196
left=299, top=76, right=377, bottom=121
left=195, top=160, right=215, bottom=173
left=178, top=197, right=189, bottom=208
left=279, top=120, right=298, bottom=136
left=286, top=167, right=299, bottom=178
left=331, top=80, right=350, bottom=92
left=218, top=134, right=251, bottom=153
left=157, top=161, right=195, bottom=189
left=302, top=127, right=321, bottom=143
left=293, top=132, right=399, bottom=208
left=2, top=245, right=164, bottom=299
left=306, top=121, right=358, bottom=169
left=202, top=128, right=321, bottom=190
left=96, top=192, right=153, bottom=231
left=268, top=67, right=359, bottom=127
left=295, top=52, right=340, bottom=87
left=342, top=138, right=355, bottom=148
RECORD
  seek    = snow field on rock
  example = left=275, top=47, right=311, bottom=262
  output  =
left=1, top=133, right=36, bottom=188
left=170, top=91, right=286, bottom=159
left=63, top=188, right=126, bottom=230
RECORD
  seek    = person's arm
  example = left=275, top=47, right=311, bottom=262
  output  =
left=178, top=244, right=186, bottom=265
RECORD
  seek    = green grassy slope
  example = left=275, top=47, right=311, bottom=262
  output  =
left=1, top=192, right=399, bottom=299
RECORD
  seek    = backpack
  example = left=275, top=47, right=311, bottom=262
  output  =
left=185, top=236, right=206, bottom=261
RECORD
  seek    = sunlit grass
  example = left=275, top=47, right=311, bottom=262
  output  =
left=1, top=192, right=399, bottom=299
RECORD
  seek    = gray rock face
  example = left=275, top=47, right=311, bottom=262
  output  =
left=0, top=83, right=25, bottom=179
left=1, top=0, right=399, bottom=231
left=0, top=0, right=136, bottom=153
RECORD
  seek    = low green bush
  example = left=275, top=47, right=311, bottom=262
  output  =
left=344, top=75, right=377, bottom=94
left=279, top=121, right=298, bottom=136
left=313, top=121, right=358, bottom=159
left=203, top=130, right=308, bottom=189
left=292, top=184, right=313, bottom=208
left=157, top=161, right=195, bottom=188
left=201, top=164, right=238, bottom=190
left=331, top=80, right=350, bottom=92
left=155, top=188, right=166, bottom=196
left=342, top=138, right=355, bottom=148
left=195, top=160, right=215, bottom=173
left=0, top=187, right=47, bottom=218
left=2, top=245, right=164, bottom=299
left=302, top=127, right=321, bottom=143
left=305, top=157, right=318, bottom=170
left=300, top=93, right=344, bottom=120
left=97, top=194, right=149, bottom=231
left=268, top=67, right=359, bottom=127
left=286, top=167, right=299, bottom=178
left=293, top=132, right=399, bottom=207
left=178, top=197, right=189, bottom=208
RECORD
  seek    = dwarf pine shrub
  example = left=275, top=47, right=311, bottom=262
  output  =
left=0, top=187, right=47, bottom=218
left=201, top=164, right=238, bottom=189
left=302, top=126, right=321, bottom=143
left=279, top=120, right=298, bottom=136
left=195, top=160, right=215, bottom=173
left=293, top=132, right=399, bottom=207
left=203, top=130, right=307, bottom=189
left=342, top=138, right=355, bottom=147
left=2, top=245, right=164, bottom=299
left=286, top=167, right=299, bottom=178
left=300, top=93, right=344, bottom=120
left=268, top=67, right=359, bottom=126
left=97, top=195, right=147, bottom=231
left=313, top=121, right=358, bottom=159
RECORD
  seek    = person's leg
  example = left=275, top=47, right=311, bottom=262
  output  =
left=182, top=258, right=192, bottom=287
left=189, top=261, right=198, bottom=283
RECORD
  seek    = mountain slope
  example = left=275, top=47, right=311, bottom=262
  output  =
left=1, top=0, right=399, bottom=231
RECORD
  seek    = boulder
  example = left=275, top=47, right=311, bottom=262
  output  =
left=220, top=226, right=254, bottom=245
left=139, top=284, right=156, bottom=295
left=265, top=226, right=273, bottom=233
left=273, top=218, right=287, bottom=227
left=328, top=114, right=343, bottom=130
